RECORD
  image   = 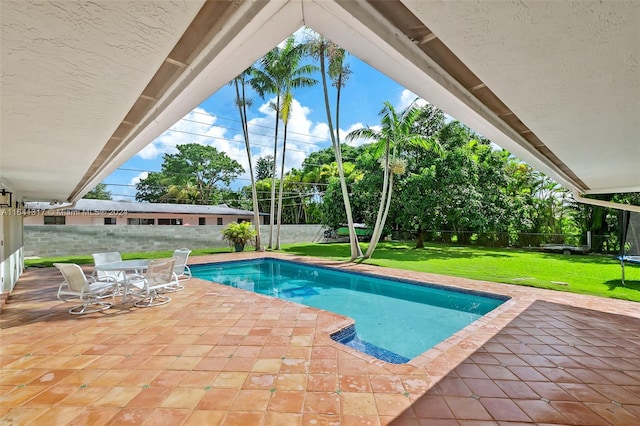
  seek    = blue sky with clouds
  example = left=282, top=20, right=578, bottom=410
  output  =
left=103, top=32, right=430, bottom=201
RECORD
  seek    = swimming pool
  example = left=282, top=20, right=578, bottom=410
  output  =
left=192, top=258, right=507, bottom=363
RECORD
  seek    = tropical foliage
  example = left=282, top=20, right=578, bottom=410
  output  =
left=131, top=32, right=637, bottom=258
left=135, top=143, right=243, bottom=205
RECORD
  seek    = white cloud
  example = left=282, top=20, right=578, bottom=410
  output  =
left=242, top=98, right=331, bottom=178
left=397, top=89, right=428, bottom=111
left=277, top=27, right=307, bottom=48
left=137, top=108, right=230, bottom=160
left=130, top=172, right=148, bottom=185
left=339, top=122, right=381, bottom=147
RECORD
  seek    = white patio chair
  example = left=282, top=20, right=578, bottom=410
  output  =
left=54, top=263, right=117, bottom=314
left=125, top=258, right=178, bottom=307
left=92, top=251, right=126, bottom=285
left=172, top=248, right=192, bottom=281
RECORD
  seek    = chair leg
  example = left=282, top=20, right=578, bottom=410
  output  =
left=133, top=291, right=171, bottom=308
left=68, top=300, right=112, bottom=315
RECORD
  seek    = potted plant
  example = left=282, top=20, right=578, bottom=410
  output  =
left=221, top=221, right=257, bottom=252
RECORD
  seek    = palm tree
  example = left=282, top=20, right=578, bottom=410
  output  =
left=231, top=67, right=261, bottom=249
left=252, top=36, right=316, bottom=249
left=162, top=181, right=200, bottom=204
left=347, top=101, right=440, bottom=258
left=306, top=32, right=363, bottom=260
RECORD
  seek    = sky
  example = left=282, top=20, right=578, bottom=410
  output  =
left=103, top=29, right=434, bottom=202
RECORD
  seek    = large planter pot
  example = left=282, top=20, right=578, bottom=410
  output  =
left=234, top=243, right=245, bottom=252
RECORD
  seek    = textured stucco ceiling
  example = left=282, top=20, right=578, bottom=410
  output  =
left=1, top=0, right=638, bottom=203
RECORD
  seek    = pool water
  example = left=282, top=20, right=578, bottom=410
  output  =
left=192, top=259, right=506, bottom=363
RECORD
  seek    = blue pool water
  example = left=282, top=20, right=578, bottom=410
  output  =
left=192, top=259, right=507, bottom=363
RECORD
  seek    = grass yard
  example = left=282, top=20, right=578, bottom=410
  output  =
left=25, top=241, right=639, bottom=302
left=281, top=241, right=640, bottom=302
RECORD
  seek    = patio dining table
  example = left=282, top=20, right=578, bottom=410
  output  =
left=94, top=259, right=151, bottom=302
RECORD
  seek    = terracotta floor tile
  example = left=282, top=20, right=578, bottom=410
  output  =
left=252, top=357, right=283, bottom=373
left=302, top=412, right=342, bottom=425
left=4, top=255, right=640, bottom=426
left=196, top=388, right=238, bottom=410
left=126, top=386, right=172, bottom=407
left=23, top=406, right=86, bottom=425
left=224, top=410, right=265, bottom=425
left=307, top=373, right=340, bottom=392
left=480, top=397, right=532, bottom=422
left=462, top=378, right=508, bottom=398
left=58, top=386, right=109, bottom=406
left=507, top=366, right=549, bottom=382
left=230, top=389, right=271, bottom=411
left=374, top=393, right=413, bottom=416
left=478, top=365, right=520, bottom=381
left=0, top=407, right=50, bottom=425
left=105, top=407, right=155, bottom=425
left=341, top=392, right=377, bottom=416
left=268, top=389, right=305, bottom=413
left=514, top=399, right=569, bottom=424
left=89, top=370, right=130, bottom=387
left=342, top=414, right=382, bottom=426
left=304, top=391, right=341, bottom=415
left=585, top=402, right=640, bottom=425
left=243, top=373, right=277, bottom=390
left=264, top=411, right=303, bottom=426
left=66, top=407, right=119, bottom=425
left=441, top=396, right=493, bottom=420
left=144, top=407, right=190, bottom=425
left=563, top=367, right=614, bottom=384
left=94, top=386, right=141, bottom=407
left=276, top=373, right=307, bottom=391
left=370, top=375, right=406, bottom=394
left=413, top=395, right=455, bottom=419
left=550, top=400, right=610, bottom=425
left=526, top=381, right=577, bottom=401
left=340, top=374, right=372, bottom=393
left=182, top=409, right=227, bottom=425
left=590, top=383, right=640, bottom=404
left=22, top=385, right=77, bottom=406
left=436, top=376, right=472, bottom=397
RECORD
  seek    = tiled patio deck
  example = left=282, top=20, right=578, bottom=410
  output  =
left=1, top=252, right=639, bottom=425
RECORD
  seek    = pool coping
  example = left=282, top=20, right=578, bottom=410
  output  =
left=188, top=251, right=640, bottom=380
left=190, top=256, right=511, bottom=367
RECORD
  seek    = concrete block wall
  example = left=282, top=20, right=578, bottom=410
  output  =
left=24, top=225, right=327, bottom=257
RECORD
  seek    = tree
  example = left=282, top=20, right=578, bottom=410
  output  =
left=273, top=38, right=317, bottom=249
left=255, top=156, right=274, bottom=181
left=135, top=172, right=167, bottom=203
left=306, top=32, right=363, bottom=260
left=347, top=101, right=440, bottom=258
left=84, top=183, right=112, bottom=200
left=135, top=143, right=243, bottom=204
left=252, top=38, right=317, bottom=248
left=231, top=67, right=261, bottom=249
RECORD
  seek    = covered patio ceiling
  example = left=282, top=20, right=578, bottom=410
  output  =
left=1, top=0, right=638, bottom=203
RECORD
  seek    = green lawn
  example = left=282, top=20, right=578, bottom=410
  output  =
left=26, top=241, right=639, bottom=302
left=281, top=241, right=640, bottom=302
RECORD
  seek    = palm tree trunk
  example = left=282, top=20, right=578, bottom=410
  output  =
left=366, top=172, right=394, bottom=258
left=268, top=96, right=281, bottom=249
left=275, top=121, right=288, bottom=249
left=235, top=78, right=261, bottom=250
left=364, top=141, right=391, bottom=259
left=318, top=47, right=362, bottom=260
left=334, top=66, right=362, bottom=260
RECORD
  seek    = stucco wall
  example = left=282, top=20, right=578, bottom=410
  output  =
left=24, top=224, right=327, bottom=257
left=1, top=206, right=25, bottom=292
